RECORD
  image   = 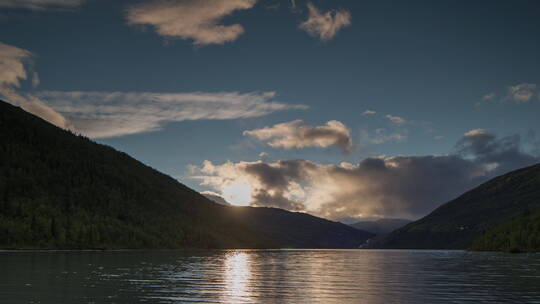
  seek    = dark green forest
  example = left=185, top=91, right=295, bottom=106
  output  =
left=471, top=210, right=540, bottom=253
left=0, top=100, right=371, bottom=249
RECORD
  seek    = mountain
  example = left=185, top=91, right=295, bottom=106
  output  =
left=0, top=100, right=372, bottom=249
left=350, top=218, right=412, bottom=235
left=470, top=209, right=540, bottom=253
left=375, top=163, right=540, bottom=249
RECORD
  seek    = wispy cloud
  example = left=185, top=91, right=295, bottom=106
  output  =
left=37, top=91, right=307, bottom=138
left=359, top=112, right=410, bottom=145
left=2, top=88, right=71, bottom=129
left=482, top=92, right=496, bottom=101
left=289, top=0, right=296, bottom=9
left=0, top=42, right=33, bottom=88
left=0, top=42, right=70, bottom=128
left=463, top=129, right=489, bottom=138
left=0, top=42, right=305, bottom=138
left=299, top=2, right=351, bottom=41
left=191, top=130, right=540, bottom=220
left=0, top=0, right=85, bottom=10
left=360, top=128, right=407, bottom=145
left=126, top=0, right=257, bottom=46
left=507, top=83, right=537, bottom=103
left=385, top=114, right=407, bottom=124
left=362, top=109, right=376, bottom=115
left=479, top=83, right=538, bottom=106
left=244, top=119, right=353, bottom=153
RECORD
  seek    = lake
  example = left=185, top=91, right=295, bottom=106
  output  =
left=1, top=249, right=540, bottom=303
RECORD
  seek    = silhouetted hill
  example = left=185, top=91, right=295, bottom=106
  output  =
left=0, top=100, right=372, bottom=249
left=350, top=218, right=411, bottom=235
left=375, top=163, right=540, bottom=249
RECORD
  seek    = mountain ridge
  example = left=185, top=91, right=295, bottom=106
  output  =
left=350, top=218, right=411, bottom=235
left=0, top=100, right=372, bottom=249
left=375, top=162, right=540, bottom=249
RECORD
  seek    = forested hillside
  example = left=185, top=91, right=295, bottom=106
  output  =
left=375, top=162, right=540, bottom=249
left=470, top=210, right=540, bottom=253
left=0, top=100, right=372, bottom=249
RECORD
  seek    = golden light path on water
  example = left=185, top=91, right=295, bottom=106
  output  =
left=222, top=251, right=252, bottom=302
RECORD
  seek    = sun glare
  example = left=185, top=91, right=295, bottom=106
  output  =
left=222, top=182, right=252, bottom=206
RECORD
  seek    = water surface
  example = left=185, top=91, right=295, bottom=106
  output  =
left=1, top=249, right=540, bottom=303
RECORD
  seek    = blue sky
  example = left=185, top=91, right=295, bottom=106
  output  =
left=1, top=0, right=539, bottom=221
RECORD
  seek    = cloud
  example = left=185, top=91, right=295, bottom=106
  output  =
left=507, top=83, right=537, bottom=103
left=191, top=130, right=540, bottom=220
left=0, top=42, right=304, bottom=138
left=36, top=90, right=307, bottom=138
left=126, top=0, right=257, bottom=46
left=362, top=110, right=376, bottom=115
left=1, top=88, right=71, bottom=129
left=192, top=159, right=307, bottom=210
left=482, top=92, right=496, bottom=101
left=463, top=129, right=489, bottom=137
left=360, top=128, right=407, bottom=145
left=456, top=128, right=538, bottom=175
left=480, top=83, right=538, bottom=105
left=0, top=0, right=85, bottom=10
left=0, top=42, right=33, bottom=88
left=31, top=71, right=40, bottom=87
left=243, top=119, right=354, bottom=153
left=0, top=42, right=70, bottom=129
left=0, top=44, right=304, bottom=137
left=299, top=3, right=351, bottom=41
left=289, top=0, right=296, bottom=9
left=363, top=114, right=410, bottom=145
left=201, top=191, right=231, bottom=206
left=385, top=114, right=407, bottom=124
left=359, top=113, right=410, bottom=145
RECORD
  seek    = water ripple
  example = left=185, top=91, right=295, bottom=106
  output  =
left=1, top=250, right=540, bottom=303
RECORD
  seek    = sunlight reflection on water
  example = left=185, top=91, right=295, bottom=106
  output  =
left=223, top=252, right=251, bottom=302
left=2, top=249, right=540, bottom=303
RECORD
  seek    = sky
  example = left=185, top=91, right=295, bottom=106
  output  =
left=1, top=0, right=540, bottom=222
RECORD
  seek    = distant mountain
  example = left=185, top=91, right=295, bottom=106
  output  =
left=0, top=100, right=372, bottom=249
left=350, top=218, right=411, bottom=235
left=375, top=163, right=540, bottom=249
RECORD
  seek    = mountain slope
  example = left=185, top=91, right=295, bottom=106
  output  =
left=376, top=163, right=540, bottom=249
left=470, top=210, right=540, bottom=253
left=350, top=219, right=411, bottom=235
left=0, top=100, right=372, bottom=249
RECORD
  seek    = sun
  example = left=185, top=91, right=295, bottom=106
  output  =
left=222, top=182, right=252, bottom=206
